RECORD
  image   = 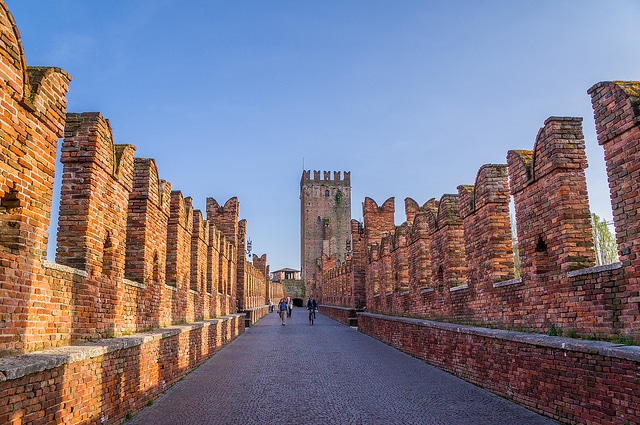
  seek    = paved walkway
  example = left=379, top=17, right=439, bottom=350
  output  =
left=128, top=309, right=557, bottom=425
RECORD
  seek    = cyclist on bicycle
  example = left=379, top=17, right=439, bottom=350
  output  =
left=307, top=296, right=317, bottom=320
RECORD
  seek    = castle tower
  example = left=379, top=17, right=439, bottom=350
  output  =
left=300, top=170, right=352, bottom=296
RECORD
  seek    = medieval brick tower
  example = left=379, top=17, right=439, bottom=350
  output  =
left=300, top=170, right=351, bottom=297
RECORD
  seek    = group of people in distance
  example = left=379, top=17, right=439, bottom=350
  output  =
left=272, top=296, right=317, bottom=326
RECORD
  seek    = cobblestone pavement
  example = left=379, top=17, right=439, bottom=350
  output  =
left=127, top=310, right=557, bottom=425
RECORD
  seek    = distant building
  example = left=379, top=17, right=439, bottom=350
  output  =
left=271, top=268, right=300, bottom=282
left=300, top=170, right=352, bottom=297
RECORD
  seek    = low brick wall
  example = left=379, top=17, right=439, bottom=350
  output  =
left=241, top=305, right=270, bottom=327
left=319, top=305, right=358, bottom=327
left=358, top=312, right=640, bottom=425
left=0, top=314, right=244, bottom=425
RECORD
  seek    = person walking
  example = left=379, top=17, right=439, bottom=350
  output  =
left=278, top=297, right=288, bottom=325
left=287, top=297, right=293, bottom=318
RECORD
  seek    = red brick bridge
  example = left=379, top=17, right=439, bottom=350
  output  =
left=0, top=1, right=639, bottom=424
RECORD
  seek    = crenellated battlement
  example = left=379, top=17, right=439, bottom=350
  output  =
left=321, top=81, right=640, bottom=343
left=301, top=169, right=351, bottom=186
left=0, top=0, right=273, bottom=358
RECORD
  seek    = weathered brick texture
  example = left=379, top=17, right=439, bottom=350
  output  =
left=322, top=114, right=627, bottom=338
left=358, top=313, right=640, bottom=425
left=0, top=2, right=70, bottom=355
left=126, top=158, right=171, bottom=329
left=0, top=316, right=245, bottom=425
left=589, top=81, right=640, bottom=336
left=206, top=197, right=239, bottom=313
left=300, top=170, right=352, bottom=296
left=57, top=112, right=136, bottom=275
left=319, top=82, right=640, bottom=425
left=0, top=1, right=273, bottom=423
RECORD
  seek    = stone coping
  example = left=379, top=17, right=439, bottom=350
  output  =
left=492, top=277, right=523, bottom=288
left=43, top=260, right=88, bottom=277
left=450, top=284, right=468, bottom=292
left=358, top=312, right=640, bottom=363
left=0, top=314, right=244, bottom=382
left=566, top=261, right=622, bottom=277
left=319, top=305, right=359, bottom=312
left=238, top=305, right=269, bottom=312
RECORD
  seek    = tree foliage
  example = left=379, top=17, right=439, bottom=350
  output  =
left=591, top=212, right=618, bottom=266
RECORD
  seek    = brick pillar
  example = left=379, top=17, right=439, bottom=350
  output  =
left=207, top=225, right=221, bottom=316
left=432, top=194, right=466, bottom=288
left=407, top=199, right=437, bottom=295
left=507, top=117, right=595, bottom=330
left=363, top=197, right=394, bottom=312
left=126, top=158, right=170, bottom=329
left=207, top=197, right=239, bottom=314
left=252, top=253, right=269, bottom=304
left=57, top=113, right=135, bottom=276
left=458, top=164, right=514, bottom=290
left=589, top=81, right=640, bottom=335
left=367, top=244, right=380, bottom=309
left=349, top=219, right=366, bottom=309
left=0, top=3, right=70, bottom=354
left=362, top=197, right=395, bottom=245
left=508, top=117, right=594, bottom=279
left=165, top=191, right=193, bottom=323
left=392, top=223, right=410, bottom=294
left=191, top=209, right=208, bottom=320
left=236, top=219, right=247, bottom=310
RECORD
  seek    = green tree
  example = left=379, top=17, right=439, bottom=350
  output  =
left=511, top=215, right=520, bottom=278
left=591, top=212, right=618, bottom=266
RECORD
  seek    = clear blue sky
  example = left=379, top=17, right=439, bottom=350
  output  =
left=6, top=0, right=640, bottom=272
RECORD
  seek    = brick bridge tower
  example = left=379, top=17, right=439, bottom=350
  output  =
left=300, top=170, right=351, bottom=298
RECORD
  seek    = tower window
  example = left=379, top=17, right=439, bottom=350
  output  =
left=325, top=190, right=330, bottom=197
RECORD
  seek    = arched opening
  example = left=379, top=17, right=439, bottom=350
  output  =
left=534, top=235, right=549, bottom=274
left=102, top=232, right=114, bottom=277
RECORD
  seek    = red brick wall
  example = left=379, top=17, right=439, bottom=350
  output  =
left=323, top=107, right=640, bottom=340
left=165, top=192, right=192, bottom=323
left=358, top=313, right=640, bottom=425
left=318, top=82, right=640, bottom=424
left=0, top=315, right=244, bottom=425
left=362, top=197, right=394, bottom=245
left=252, top=253, right=270, bottom=306
left=459, top=164, right=514, bottom=287
left=125, top=158, right=171, bottom=330
left=208, top=226, right=222, bottom=316
left=57, top=113, right=135, bottom=275
left=206, top=197, right=239, bottom=315
left=190, top=209, right=209, bottom=320
left=236, top=219, right=247, bottom=308
left=589, top=81, right=640, bottom=337
left=318, top=305, right=356, bottom=326
left=0, top=0, right=269, bottom=372
left=0, top=11, right=70, bottom=354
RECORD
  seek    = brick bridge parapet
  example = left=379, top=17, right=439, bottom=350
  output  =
left=0, top=2, right=284, bottom=424
left=319, top=81, right=640, bottom=424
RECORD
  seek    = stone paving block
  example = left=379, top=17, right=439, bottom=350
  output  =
left=128, top=311, right=557, bottom=425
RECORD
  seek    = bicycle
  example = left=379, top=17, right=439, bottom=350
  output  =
left=308, top=308, right=316, bottom=325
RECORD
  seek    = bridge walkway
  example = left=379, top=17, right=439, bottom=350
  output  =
left=127, top=309, right=557, bottom=425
